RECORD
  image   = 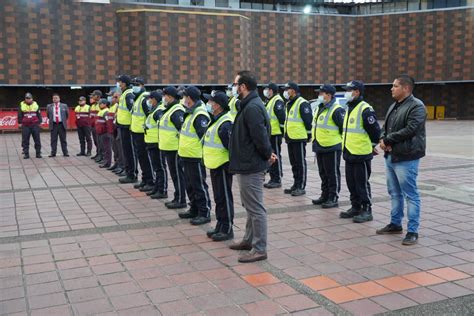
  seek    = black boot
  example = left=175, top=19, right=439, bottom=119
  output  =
left=339, top=206, right=360, bottom=218
left=107, top=163, right=118, bottom=171
left=353, top=204, right=373, bottom=223
left=36, top=153, right=42, bottom=158
left=312, top=195, right=328, bottom=205
left=321, top=196, right=338, bottom=209
left=264, top=181, right=282, bottom=189
left=133, top=181, right=145, bottom=189
left=23, top=153, right=30, bottom=159
left=212, top=229, right=234, bottom=242
left=206, top=223, right=221, bottom=238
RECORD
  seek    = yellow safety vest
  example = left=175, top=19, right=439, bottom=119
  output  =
left=342, top=101, right=373, bottom=155
left=20, top=101, right=40, bottom=124
left=144, top=102, right=165, bottom=144
left=229, top=97, right=238, bottom=119
left=75, top=104, right=90, bottom=113
left=158, top=103, right=185, bottom=151
left=90, top=103, right=99, bottom=117
left=178, top=104, right=210, bottom=159
left=312, top=102, right=342, bottom=147
left=203, top=112, right=232, bottom=169
left=266, top=95, right=284, bottom=136
left=116, top=88, right=134, bottom=125
left=284, top=96, right=308, bottom=140
left=130, top=92, right=149, bottom=133
left=20, top=101, right=39, bottom=113
left=109, top=103, right=118, bottom=113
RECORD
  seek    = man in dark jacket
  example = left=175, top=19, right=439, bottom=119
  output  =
left=228, top=71, right=276, bottom=263
left=376, top=75, right=426, bottom=246
left=18, top=92, right=42, bottom=159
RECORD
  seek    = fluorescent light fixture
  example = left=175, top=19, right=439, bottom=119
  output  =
left=70, top=86, right=82, bottom=89
left=303, top=5, right=312, bottom=14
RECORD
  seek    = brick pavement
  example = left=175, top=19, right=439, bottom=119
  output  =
left=0, top=121, right=473, bottom=315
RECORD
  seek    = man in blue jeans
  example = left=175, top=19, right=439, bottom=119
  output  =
left=377, top=75, right=426, bottom=245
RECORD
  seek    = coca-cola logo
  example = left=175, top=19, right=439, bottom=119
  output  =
left=0, top=115, right=17, bottom=127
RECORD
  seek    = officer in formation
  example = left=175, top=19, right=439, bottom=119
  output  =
left=311, top=84, right=345, bottom=208
left=262, top=83, right=286, bottom=189
left=107, top=91, right=123, bottom=174
left=94, top=99, right=113, bottom=168
left=282, top=82, right=313, bottom=196
left=74, top=96, right=93, bottom=156
left=226, top=84, right=240, bottom=119
left=89, top=90, right=102, bottom=160
left=18, top=92, right=42, bottom=159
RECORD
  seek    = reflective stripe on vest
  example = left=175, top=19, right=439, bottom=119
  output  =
left=75, top=104, right=90, bottom=117
left=130, top=92, right=149, bottom=133
left=144, top=102, right=165, bottom=144
left=203, top=112, right=232, bottom=169
left=96, top=108, right=108, bottom=123
left=116, top=88, right=134, bottom=125
left=158, top=103, right=185, bottom=151
left=312, top=102, right=342, bottom=147
left=266, top=95, right=284, bottom=136
left=342, top=101, right=373, bottom=155
left=229, top=97, right=238, bottom=119
left=178, top=104, right=210, bottom=159
left=89, top=103, right=99, bottom=117
left=284, top=96, right=308, bottom=140
left=20, top=101, right=40, bottom=125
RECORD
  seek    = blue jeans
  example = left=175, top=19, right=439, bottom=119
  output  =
left=385, top=155, right=421, bottom=233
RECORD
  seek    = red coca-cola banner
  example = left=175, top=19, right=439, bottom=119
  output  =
left=0, top=109, right=77, bottom=130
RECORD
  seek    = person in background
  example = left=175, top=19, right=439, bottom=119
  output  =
left=89, top=90, right=102, bottom=160
left=95, top=99, right=112, bottom=168
left=47, top=93, right=69, bottom=157
left=75, top=96, right=92, bottom=156
left=18, top=92, right=42, bottom=159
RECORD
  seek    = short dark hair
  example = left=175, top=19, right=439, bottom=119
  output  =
left=396, top=74, right=415, bottom=92
left=52, top=93, right=60, bottom=97
left=237, top=70, right=257, bottom=91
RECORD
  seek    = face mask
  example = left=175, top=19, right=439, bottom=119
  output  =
left=317, top=96, right=325, bottom=104
left=107, top=96, right=112, bottom=103
left=344, top=91, right=354, bottom=102
left=263, top=89, right=269, bottom=99
left=146, top=99, right=153, bottom=107
left=232, top=86, right=239, bottom=98
left=206, top=103, right=213, bottom=114
left=116, top=82, right=120, bottom=88
left=226, top=90, right=233, bottom=98
left=283, top=90, right=290, bottom=100
left=162, top=98, right=168, bottom=106
left=132, top=86, right=141, bottom=94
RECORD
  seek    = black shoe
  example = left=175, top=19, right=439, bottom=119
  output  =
left=48, top=154, right=56, bottom=157
left=113, top=168, right=123, bottom=174
left=167, top=202, right=187, bottom=209
left=63, top=153, right=69, bottom=157
left=376, top=223, right=403, bottom=235
left=150, top=192, right=168, bottom=199
left=99, top=164, right=110, bottom=168
left=402, top=232, right=418, bottom=245
left=312, top=196, right=328, bottom=205
left=212, top=230, right=234, bottom=241
left=178, top=210, right=198, bottom=219
left=190, top=216, right=211, bottom=226
left=284, top=186, right=296, bottom=194
left=95, top=158, right=103, bottom=163
left=86, top=152, right=91, bottom=157
left=321, top=197, right=338, bottom=209
left=229, top=241, right=252, bottom=251
left=339, top=206, right=360, bottom=218
left=206, top=224, right=221, bottom=238
left=353, top=205, right=373, bottom=223
left=291, top=188, right=306, bottom=196
left=119, top=176, right=138, bottom=184
left=264, top=181, right=282, bottom=189
left=23, top=154, right=30, bottom=159
left=117, top=170, right=127, bottom=177
left=90, top=154, right=97, bottom=159
left=134, top=182, right=145, bottom=189
left=139, top=184, right=154, bottom=192
left=107, top=164, right=118, bottom=171
left=146, top=190, right=157, bottom=196
left=36, top=153, right=42, bottom=158
left=76, top=152, right=85, bottom=156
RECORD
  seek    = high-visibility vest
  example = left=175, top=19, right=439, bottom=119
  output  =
left=144, top=102, right=165, bottom=144
left=266, top=95, right=284, bottom=136
left=96, top=108, right=108, bottom=134
left=178, top=104, right=210, bottom=159
left=20, top=101, right=40, bottom=125
left=284, top=96, right=308, bottom=140
left=312, top=102, right=342, bottom=147
left=130, top=92, right=149, bottom=133
left=229, top=97, right=238, bottom=119
left=75, top=104, right=90, bottom=119
left=116, top=88, right=134, bottom=125
left=203, top=112, right=232, bottom=169
left=342, top=101, right=373, bottom=155
left=109, top=103, right=118, bottom=124
left=158, top=103, right=185, bottom=151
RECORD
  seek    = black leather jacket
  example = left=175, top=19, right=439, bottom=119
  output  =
left=382, top=94, right=426, bottom=162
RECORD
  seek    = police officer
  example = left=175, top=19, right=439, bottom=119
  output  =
left=75, top=96, right=92, bottom=156
left=159, top=87, right=187, bottom=209
left=178, top=86, right=212, bottom=225
left=144, top=90, right=168, bottom=200
left=263, top=83, right=286, bottom=189
left=95, top=99, right=113, bottom=168
left=130, top=77, right=154, bottom=192
left=282, top=82, right=313, bottom=196
left=203, top=91, right=234, bottom=241
left=115, top=75, right=138, bottom=184
left=227, top=84, right=240, bottom=119
left=107, top=91, right=123, bottom=173
left=339, top=81, right=381, bottom=223
left=18, top=92, right=42, bottom=159
left=89, top=90, right=102, bottom=160
left=311, top=84, right=345, bottom=208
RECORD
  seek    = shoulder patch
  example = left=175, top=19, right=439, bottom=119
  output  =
left=179, top=116, right=184, bottom=122
left=201, top=119, right=208, bottom=127
left=367, top=116, right=376, bottom=124
left=303, top=107, right=311, bottom=114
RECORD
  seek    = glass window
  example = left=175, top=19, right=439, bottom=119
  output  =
left=215, top=0, right=229, bottom=7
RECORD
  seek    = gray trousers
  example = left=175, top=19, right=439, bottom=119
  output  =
left=239, top=172, right=267, bottom=253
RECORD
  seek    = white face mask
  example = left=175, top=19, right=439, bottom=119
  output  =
left=344, top=91, right=354, bottom=102
left=232, top=86, right=239, bottom=98
left=116, top=82, right=120, bottom=88
left=317, top=95, right=325, bottom=104
left=206, top=103, right=213, bottom=114
left=283, top=90, right=290, bottom=100
left=146, top=99, right=153, bottom=107
left=107, top=96, right=113, bottom=103
left=226, top=90, right=233, bottom=98
left=162, top=97, right=168, bottom=106
left=263, top=88, right=270, bottom=99
left=132, top=86, right=141, bottom=94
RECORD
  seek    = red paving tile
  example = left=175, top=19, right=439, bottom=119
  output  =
left=242, top=272, right=280, bottom=287
left=427, top=267, right=471, bottom=281
left=375, top=276, right=419, bottom=292
left=348, top=281, right=392, bottom=298
left=403, top=271, right=446, bottom=286
left=300, top=275, right=340, bottom=291
left=319, top=286, right=364, bottom=304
